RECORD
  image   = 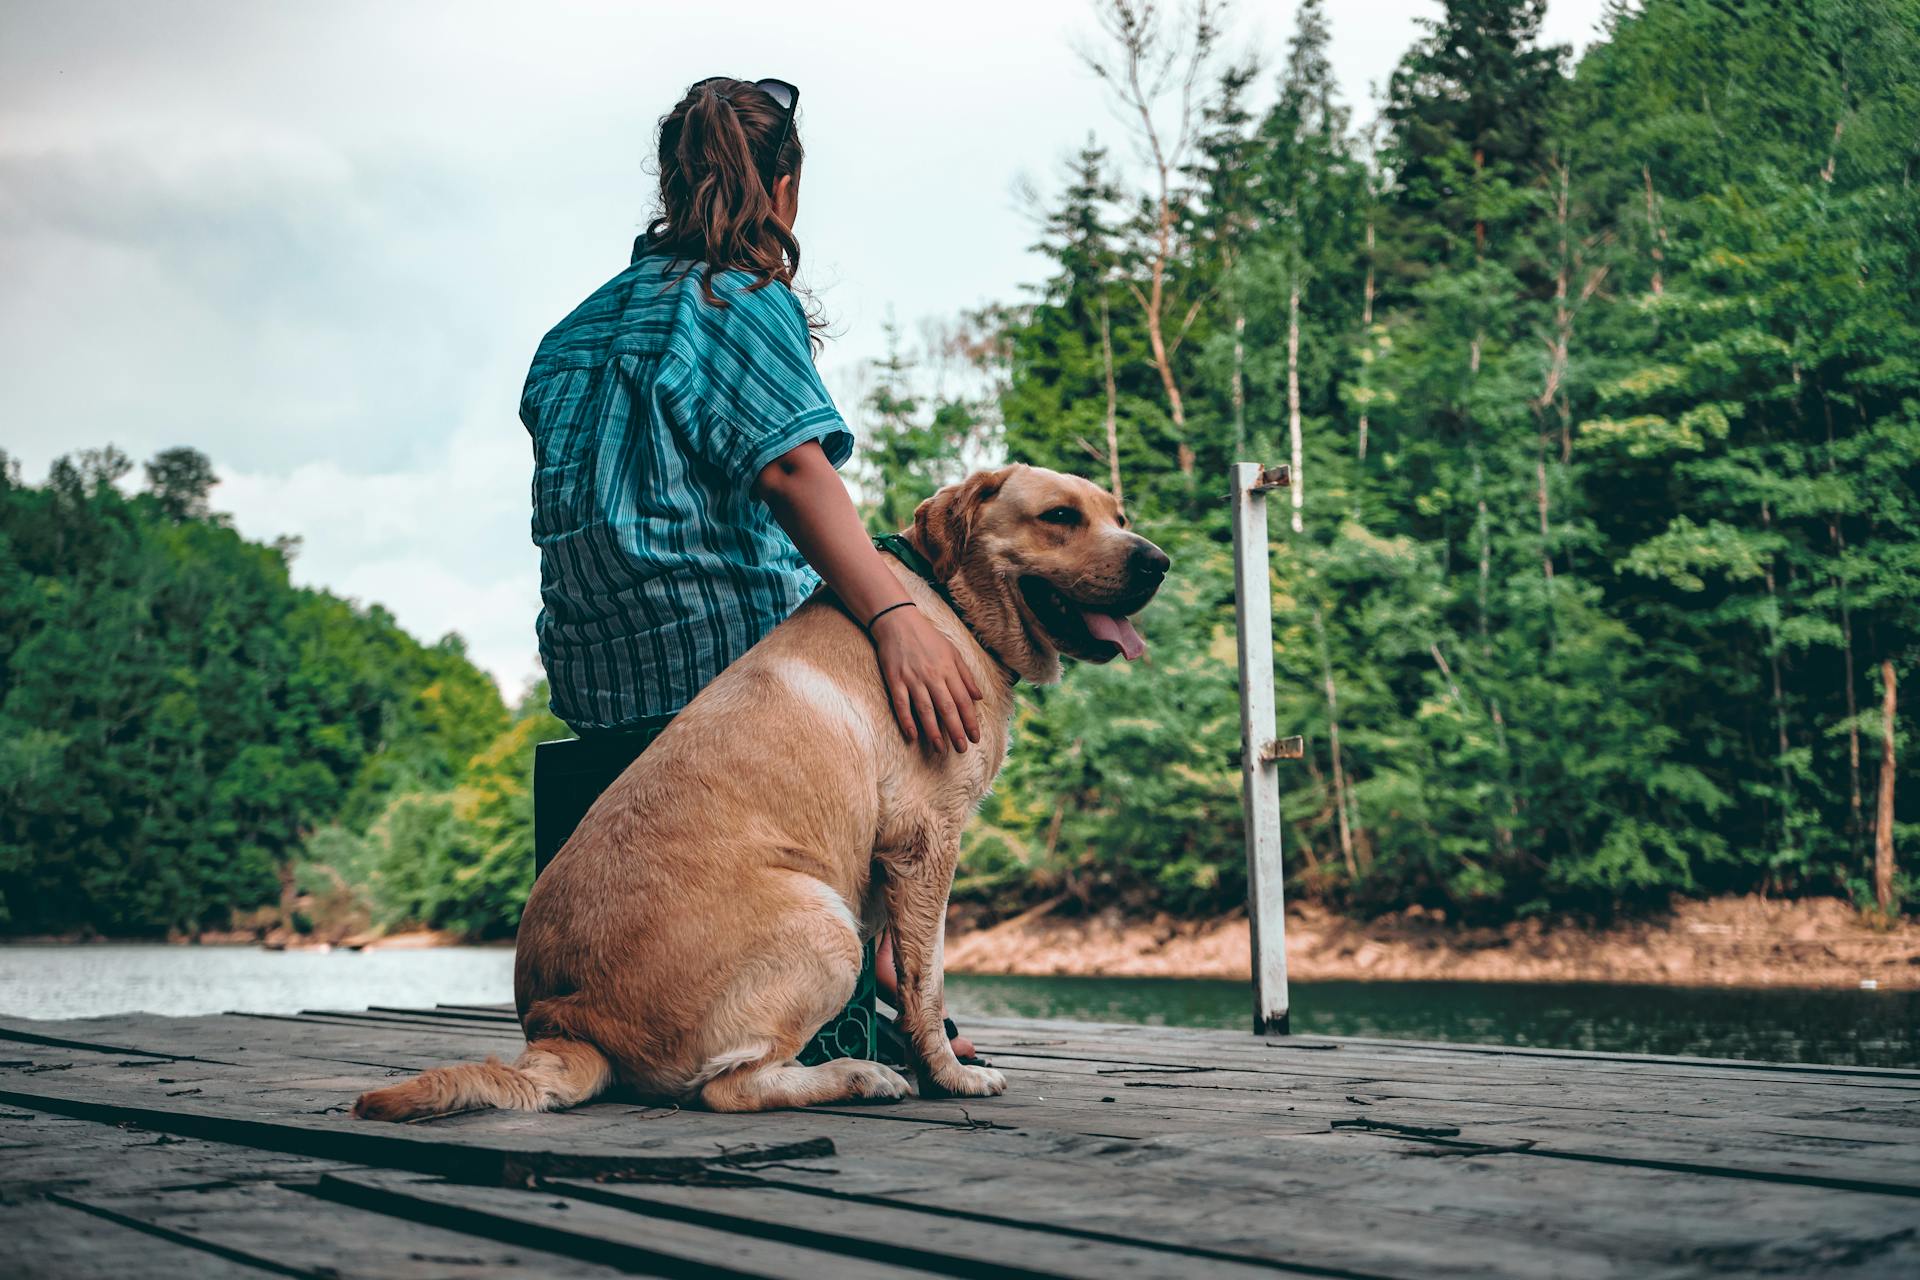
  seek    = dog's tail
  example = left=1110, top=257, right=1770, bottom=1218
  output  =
left=351, top=1038, right=613, bottom=1122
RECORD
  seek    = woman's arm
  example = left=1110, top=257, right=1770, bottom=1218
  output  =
left=754, top=441, right=983, bottom=753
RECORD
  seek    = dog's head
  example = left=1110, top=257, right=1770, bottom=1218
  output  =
left=911, top=464, right=1170, bottom=683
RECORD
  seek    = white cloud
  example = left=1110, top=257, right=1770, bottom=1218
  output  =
left=217, top=414, right=539, bottom=694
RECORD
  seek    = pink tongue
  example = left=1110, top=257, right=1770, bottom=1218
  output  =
left=1081, top=608, right=1146, bottom=661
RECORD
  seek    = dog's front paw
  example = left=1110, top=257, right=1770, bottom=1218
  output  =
left=932, top=1063, right=1007, bottom=1098
left=859, top=1062, right=914, bottom=1101
left=837, top=1059, right=913, bottom=1103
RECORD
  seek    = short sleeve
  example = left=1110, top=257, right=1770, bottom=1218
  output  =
left=664, top=274, right=853, bottom=492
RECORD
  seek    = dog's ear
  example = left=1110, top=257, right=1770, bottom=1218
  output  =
left=912, top=466, right=1016, bottom=580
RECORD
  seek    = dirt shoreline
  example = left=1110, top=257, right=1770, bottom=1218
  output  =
left=945, top=895, right=1920, bottom=990
left=12, top=896, right=1918, bottom=989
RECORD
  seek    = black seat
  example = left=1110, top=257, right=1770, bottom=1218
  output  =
left=531, top=716, right=674, bottom=876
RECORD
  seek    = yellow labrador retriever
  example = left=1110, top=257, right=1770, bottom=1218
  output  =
left=353, top=464, right=1167, bottom=1117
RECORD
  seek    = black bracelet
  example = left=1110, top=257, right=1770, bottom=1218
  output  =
left=864, top=600, right=916, bottom=634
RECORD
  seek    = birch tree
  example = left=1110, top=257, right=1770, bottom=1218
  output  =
left=1081, top=0, right=1224, bottom=476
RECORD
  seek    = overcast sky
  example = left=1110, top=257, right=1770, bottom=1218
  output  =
left=0, top=0, right=1607, bottom=695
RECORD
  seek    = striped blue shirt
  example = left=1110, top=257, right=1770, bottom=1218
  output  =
left=521, top=243, right=852, bottom=732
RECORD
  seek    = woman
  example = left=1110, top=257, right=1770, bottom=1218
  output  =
left=521, top=77, right=976, bottom=1060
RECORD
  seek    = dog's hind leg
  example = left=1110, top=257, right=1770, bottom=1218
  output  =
left=689, top=872, right=909, bottom=1113
left=699, top=1056, right=910, bottom=1112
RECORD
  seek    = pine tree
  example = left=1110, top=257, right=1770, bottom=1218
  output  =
left=1382, top=0, right=1566, bottom=275
left=1002, top=140, right=1158, bottom=496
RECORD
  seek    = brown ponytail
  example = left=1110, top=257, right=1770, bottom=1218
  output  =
left=644, top=78, right=819, bottom=342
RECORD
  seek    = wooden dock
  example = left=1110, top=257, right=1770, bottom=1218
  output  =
left=3, top=1003, right=1917, bottom=1278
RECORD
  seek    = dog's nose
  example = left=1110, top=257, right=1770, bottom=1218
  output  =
left=1129, top=538, right=1171, bottom=579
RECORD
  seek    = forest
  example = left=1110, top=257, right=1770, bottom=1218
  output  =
left=0, top=445, right=560, bottom=937
left=0, top=0, right=1913, bottom=939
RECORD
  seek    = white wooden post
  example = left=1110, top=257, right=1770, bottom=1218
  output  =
left=1231, top=461, right=1296, bottom=1035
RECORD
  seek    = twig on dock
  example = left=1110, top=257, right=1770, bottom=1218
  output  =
left=1330, top=1116, right=1463, bottom=1138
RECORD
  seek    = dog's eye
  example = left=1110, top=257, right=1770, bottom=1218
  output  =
left=1038, top=506, right=1082, bottom=526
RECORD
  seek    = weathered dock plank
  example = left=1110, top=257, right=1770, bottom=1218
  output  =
left=314, top=1170, right=956, bottom=1280
left=2, top=1006, right=1917, bottom=1278
left=8, top=1200, right=274, bottom=1280
left=1, top=1111, right=628, bottom=1279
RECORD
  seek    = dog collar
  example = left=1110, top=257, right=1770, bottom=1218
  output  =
left=873, top=533, right=1021, bottom=687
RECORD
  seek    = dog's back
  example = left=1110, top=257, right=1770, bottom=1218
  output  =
left=356, top=594, right=900, bottom=1119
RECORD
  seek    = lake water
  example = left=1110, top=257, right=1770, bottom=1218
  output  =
left=3, top=944, right=1915, bottom=1069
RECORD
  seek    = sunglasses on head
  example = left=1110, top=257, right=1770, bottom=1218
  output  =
left=690, top=77, right=799, bottom=193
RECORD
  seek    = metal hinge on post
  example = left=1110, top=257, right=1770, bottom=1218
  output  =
left=1249, top=464, right=1291, bottom=492
left=1230, top=462, right=1293, bottom=1037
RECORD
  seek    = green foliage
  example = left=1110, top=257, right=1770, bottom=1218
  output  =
left=0, top=449, right=510, bottom=936
left=321, top=686, right=566, bottom=938
left=933, top=0, right=1919, bottom=919
left=858, top=321, right=985, bottom=533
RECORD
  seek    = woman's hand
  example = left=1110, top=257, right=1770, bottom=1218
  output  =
left=869, top=604, right=983, bottom=753
left=752, top=440, right=983, bottom=752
